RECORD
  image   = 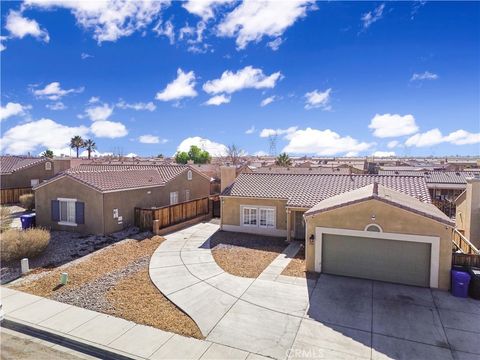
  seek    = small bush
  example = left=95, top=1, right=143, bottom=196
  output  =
left=0, top=228, right=50, bottom=262
left=0, top=207, right=12, bottom=233
left=19, top=194, right=35, bottom=211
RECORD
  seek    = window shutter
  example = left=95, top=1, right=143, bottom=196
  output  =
left=75, top=202, right=85, bottom=224
left=51, top=200, right=60, bottom=221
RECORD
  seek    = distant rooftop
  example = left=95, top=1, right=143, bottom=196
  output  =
left=0, top=156, right=48, bottom=175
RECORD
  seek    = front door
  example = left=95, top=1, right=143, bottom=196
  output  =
left=294, top=211, right=305, bottom=240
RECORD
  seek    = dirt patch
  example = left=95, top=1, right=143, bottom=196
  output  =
left=107, top=269, right=203, bottom=339
left=210, top=231, right=287, bottom=278
left=11, top=236, right=164, bottom=297
left=281, top=245, right=319, bottom=281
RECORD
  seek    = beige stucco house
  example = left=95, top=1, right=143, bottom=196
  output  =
left=221, top=173, right=454, bottom=290
left=34, top=164, right=211, bottom=234
left=455, top=177, right=480, bottom=248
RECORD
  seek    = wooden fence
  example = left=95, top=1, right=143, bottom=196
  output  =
left=134, top=197, right=210, bottom=231
left=0, top=187, right=33, bottom=205
left=452, top=229, right=479, bottom=255
left=452, top=253, right=480, bottom=268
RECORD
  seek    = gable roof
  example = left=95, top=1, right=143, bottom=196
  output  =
left=0, top=156, right=48, bottom=175
left=378, top=170, right=480, bottom=184
left=222, top=173, right=431, bottom=208
left=304, top=183, right=453, bottom=226
left=34, top=164, right=203, bottom=192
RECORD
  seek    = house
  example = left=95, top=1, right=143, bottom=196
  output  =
left=252, top=166, right=351, bottom=175
left=34, top=164, right=211, bottom=234
left=455, top=177, right=480, bottom=248
left=1, top=156, right=54, bottom=189
left=220, top=173, right=453, bottom=289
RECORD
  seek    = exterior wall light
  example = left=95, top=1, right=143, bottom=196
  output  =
left=309, top=234, right=315, bottom=244
left=371, top=214, right=376, bottom=222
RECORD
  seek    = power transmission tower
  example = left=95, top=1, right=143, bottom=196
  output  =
left=268, top=134, right=278, bottom=157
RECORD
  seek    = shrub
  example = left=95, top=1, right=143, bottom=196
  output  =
left=0, top=228, right=50, bottom=263
left=0, top=207, right=12, bottom=233
left=19, top=194, right=35, bottom=211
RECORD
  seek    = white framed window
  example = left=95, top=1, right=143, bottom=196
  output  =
left=30, top=179, right=39, bottom=186
left=365, top=223, right=383, bottom=232
left=241, top=206, right=275, bottom=228
left=187, top=170, right=192, bottom=180
left=45, top=162, right=52, bottom=170
left=170, top=191, right=179, bottom=205
left=185, top=190, right=191, bottom=201
left=59, top=199, right=76, bottom=225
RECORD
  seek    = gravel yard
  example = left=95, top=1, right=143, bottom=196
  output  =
left=8, top=234, right=203, bottom=339
left=210, top=231, right=287, bottom=278
left=1, top=227, right=144, bottom=284
left=281, top=244, right=319, bottom=280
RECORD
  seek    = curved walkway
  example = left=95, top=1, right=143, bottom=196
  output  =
left=149, top=222, right=314, bottom=359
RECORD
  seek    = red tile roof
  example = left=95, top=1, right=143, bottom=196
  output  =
left=222, top=173, right=431, bottom=208
left=378, top=170, right=480, bottom=184
left=0, top=156, right=48, bottom=175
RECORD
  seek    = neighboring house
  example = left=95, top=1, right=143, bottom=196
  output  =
left=252, top=166, right=350, bottom=175
left=1, top=156, right=54, bottom=189
left=455, top=177, right=480, bottom=248
left=34, top=164, right=211, bottom=234
left=221, top=173, right=453, bottom=290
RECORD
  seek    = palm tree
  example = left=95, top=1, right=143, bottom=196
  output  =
left=83, top=139, right=96, bottom=159
left=70, top=135, right=84, bottom=158
left=275, top=152, right=292, bottom=167
left=41, top=149, right=54, bottom=158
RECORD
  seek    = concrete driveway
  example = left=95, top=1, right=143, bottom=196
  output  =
left=150, top=223, right=480, bottom=360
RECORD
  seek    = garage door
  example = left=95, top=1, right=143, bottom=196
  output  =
left=322, top=233, right=431, bottom=287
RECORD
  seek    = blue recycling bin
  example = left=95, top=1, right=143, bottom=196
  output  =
left=451, top=270, right=471, bottom=298
left=20, top=213, right=36, bottom=230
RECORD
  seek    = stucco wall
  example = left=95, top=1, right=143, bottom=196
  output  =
left=305, top=199, right=453, bottom=290
left=1, top=161, right=54, bottom=189
left=221, top=197, right=288, bottom=232
left=35, top=176, right=105, bottom=234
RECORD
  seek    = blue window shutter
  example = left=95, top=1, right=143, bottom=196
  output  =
left=75, top=202, right=85, bottom=224
left=51, top=200, right=59, bottom=221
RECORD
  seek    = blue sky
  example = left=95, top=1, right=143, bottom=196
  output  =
left=1, top=1, right=479, bottom=158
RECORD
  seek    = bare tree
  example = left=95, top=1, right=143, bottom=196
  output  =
left=225, top=144, right=246, bottom=165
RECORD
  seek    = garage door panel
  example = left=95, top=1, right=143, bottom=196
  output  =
left=322, top=234, right=430, bottom=287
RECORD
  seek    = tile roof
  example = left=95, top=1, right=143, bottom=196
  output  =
left=252, top=166, right=351, bottom=175
left=222, top=173, right=431, bottom=208
left=378, top=170, right=480, bottom=184
left=305, top=183, right=453, bottom=226
left=37, top=164, right=191, bottom=192
left=0, top=156, right=48, bottom=174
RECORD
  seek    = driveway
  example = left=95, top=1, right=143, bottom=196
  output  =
left=150, top=223, right=480, bottom=360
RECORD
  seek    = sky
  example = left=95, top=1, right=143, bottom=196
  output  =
left=1, top=0, right=479, bottom=158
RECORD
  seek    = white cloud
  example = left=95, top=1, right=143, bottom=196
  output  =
left=79, top=149, right=113, bottom=157
left=204, top=94, right=231, bottom=106
left=406, top=128, right=480, bottom=147
left=410, top=71, right=439, bottom=81
left=88, top=96, right=100, bottom=104
left=260, top=95, right=276, bottom=107
left=0, top=36, right=7, bottom=51
left=138, top=134, right=167, bottom=144
left=405, top=128, right=443, bottom=147
left=0, top=102, right=31, bottom=121
left=260, top=126, right=298, bottom=138
left=5, top=10, right=49, bottom=42
left=253, top=150, right=268, bottom=156
left=116, top=100, right=156, bottom=111
left=387, top=140, right=399, bottom=149
left=282, top=127, right=373, bottom=156
left=84, top=103, right=114, bottom=121
left=203, top=66, right=282, bottom=95
left=267, top=37, right=282, bottom=51
left=155, top=68, right=197, bottom=102
left=46, top=102, right=67, bottom=110
left=361, top=3, right=385, bottom=29
left=33, top=82, right=84, bottom=100
left=153, top=19, right=175, bottom=44
left=245, top=126, right=255, bottom=134
left=368, top=113, right=419, bottom=138
left=0, top=118, right=89, bottom=155
left=80, top=52, right=93, bottom=60
left=25, top=0, right=170, bottom=43
left=183, top=0, right=233, bottom=21
left=372, top=151, right=395, bottom=157
left=217, top=0, right=315, bottom=49
left=304, top=88, right=332, bottom=110
left=177, top=136, right=228, bottom=156
left=90, top=120, right=127, bottom=138
left=125, top=152, right=138, bottom=158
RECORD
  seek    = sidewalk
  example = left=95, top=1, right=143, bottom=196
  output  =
left=0, top=287, right=267, bottom=360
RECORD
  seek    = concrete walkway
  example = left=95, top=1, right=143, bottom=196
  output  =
left=150, top=222, right=480, bottom=360
left=1, top=286, right=266, bottom=360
